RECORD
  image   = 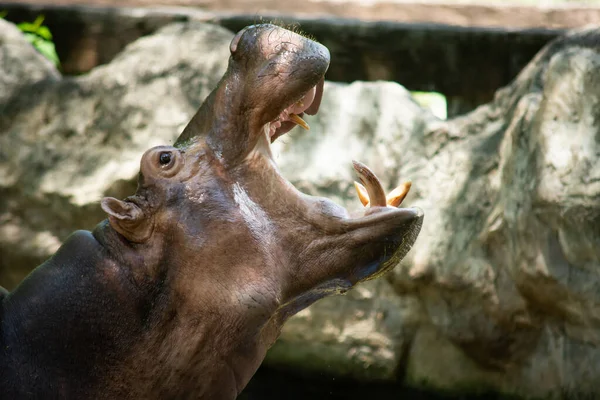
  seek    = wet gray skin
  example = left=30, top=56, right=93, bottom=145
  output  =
left=0, top=24, right=423, bottom=399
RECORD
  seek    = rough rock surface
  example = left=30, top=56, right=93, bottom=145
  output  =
left=0, top=19, right=60, bottom=104
left=390, top=28, right=600, bottom=398
left=2, top=18, right=600, bottom=399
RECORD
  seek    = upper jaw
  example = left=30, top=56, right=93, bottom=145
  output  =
left=254, top=84, right=422, bottom=230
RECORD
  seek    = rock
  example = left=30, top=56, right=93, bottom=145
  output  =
left=0, top=18, right=59, bottom=104
left=393, top=27, right=600, bottom=398
left=2, top=17, right=600, bottom=399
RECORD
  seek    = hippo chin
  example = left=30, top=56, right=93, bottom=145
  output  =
left=0, top=24, right=423, bottom=399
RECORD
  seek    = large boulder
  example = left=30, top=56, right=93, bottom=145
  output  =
left=0, top=18, right=60, bottom=104
left=2, top=18, right=600, bottom=398
left=392, top=28, right=600, bottom=398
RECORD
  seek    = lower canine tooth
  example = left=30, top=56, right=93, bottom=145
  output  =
left=386, top=181, right=412, bottom=207
left=352, top=160, right=387, bottom=207
left=289, top=113, right=310, bottom=130
left=354, top=181, right=370, bottom=206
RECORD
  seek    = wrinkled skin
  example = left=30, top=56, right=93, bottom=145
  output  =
left=0, top=24, right=423, bottom=399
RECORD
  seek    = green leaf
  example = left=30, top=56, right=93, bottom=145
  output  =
left=35, top=40, right=60, bottom=67
left=0, top=11, right=8, bottom=19
left=17, top=16, right=50, bottom=39
left=21, top=32, right=60, bottom=67
left=33, top=15, right=45, bottom=29
left=15, top=15, right=60, bottom=68
left=22, top=31, right=38, bottom=44
left=35, top=26, right=52, bottom=40
left=17, top=22, right=38, bottom=33
left=411, top=91, right=448, bottom=120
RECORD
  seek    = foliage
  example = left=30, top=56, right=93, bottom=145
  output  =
left=1, top=13, right=60, bottom=68
left=411, top=91, right=447, bottom=120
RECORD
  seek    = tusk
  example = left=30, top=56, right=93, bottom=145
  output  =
left=352, top=160, right=386, bottom=207
left=289, top=113, right=310, bottom=130
left=386, top=180, right=412, bottom=207
left=354, top=181, right=370, bottom=207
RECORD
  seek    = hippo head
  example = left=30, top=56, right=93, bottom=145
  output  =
left=98, top=24, right=423, bottom=393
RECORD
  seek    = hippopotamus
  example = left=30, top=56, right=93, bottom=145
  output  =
left=0, top=24, right=423, bottom=399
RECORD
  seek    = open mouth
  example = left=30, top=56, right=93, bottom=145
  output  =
left=259, top=78, right=423, bottom=280
left=268, top=78, right=324, bottom=143
left=265, top=80, right=417, bottom=216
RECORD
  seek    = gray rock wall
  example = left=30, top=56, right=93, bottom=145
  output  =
left=1, top=18, right=600, bottom=399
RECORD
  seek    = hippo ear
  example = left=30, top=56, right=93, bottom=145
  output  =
left=101, top=197, right=152, bottom=243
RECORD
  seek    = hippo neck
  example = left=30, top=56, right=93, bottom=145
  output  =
left=92, top=220, right=153, bottom=283
left=92, top=217, right=282, bottom=398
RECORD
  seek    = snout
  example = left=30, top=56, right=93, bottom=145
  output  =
left=231, top=23, right=330, bottom=90
left=223, top=23, right=332, bottom=162
left=343, top=206, right=424, bottom=282
left=231, top=23, right=330, bottom=71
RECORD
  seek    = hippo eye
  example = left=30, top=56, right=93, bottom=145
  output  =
left=159, top=152, right=172, bottom=166
left=144, top=146, right=183, bottom=178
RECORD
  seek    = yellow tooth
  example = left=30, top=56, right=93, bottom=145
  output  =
left=289, top=113, right=310, bottom=130
left=352, top=160, right=387, bottom=207
left=354, top=181, right=370, bottom=207
left=386, top=180, right=412, bottom=207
